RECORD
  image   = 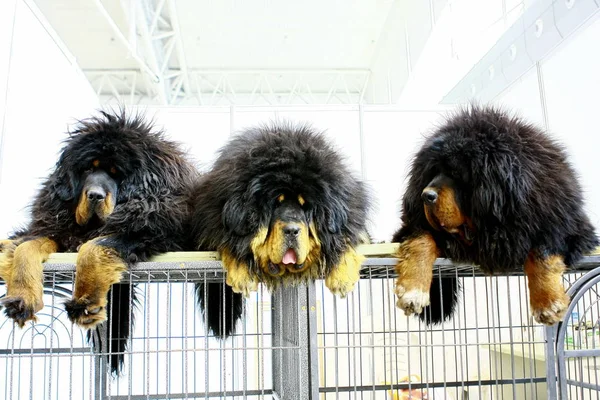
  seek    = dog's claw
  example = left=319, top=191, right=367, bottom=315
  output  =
left=64, top=298, right=107, bottom=329
left=394, top=282, right=430, bottom=317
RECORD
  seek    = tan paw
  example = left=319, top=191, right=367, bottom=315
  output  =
left=395, top=281, right=430, bottom=316
left=325, top=272, right=358, bottom=298
left=1, top=295, right=44, bottom=327
left=325, top=247, right=362, bottom=298
left=226, top=273, right=258, bottom=297
left=64, top=296, right=108, bottom=329
left=531, top=294, right=569, bottom=325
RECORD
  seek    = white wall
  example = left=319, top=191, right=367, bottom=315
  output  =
left=0, top=0, right=99, bottom=238
left=494, top=15, right=600, bottom=229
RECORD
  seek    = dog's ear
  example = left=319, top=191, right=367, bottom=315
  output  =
left=471, top=156, right=527, bottom=222
left=52, top=167, right=77, bottom=202
left=325, top=200, right=348, bottom=234
left=223, top=195, right=257, bottom=236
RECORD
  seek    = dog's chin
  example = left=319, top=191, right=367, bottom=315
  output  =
left=266, top=262, right=287, bottom=277
left=77, top=209, right=111, bottom=227
left=284, top=261, right=308, bottom=274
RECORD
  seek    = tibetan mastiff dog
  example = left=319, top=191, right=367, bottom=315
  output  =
left=394, top=105, right=598, bottom=326
left=192, top=123, right=371, bottom=336
left=0, top=111, right=197, bottom=374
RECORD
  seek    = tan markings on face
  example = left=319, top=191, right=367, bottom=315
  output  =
left=250, top=221, right=320, bottom=276
left=93, top=159, right=100, bottom=168
left=97, top=192, right=115, bottom=220
left=292, top=222, right=322, bottom=274
left=277, top=194, right=285, bottom=203
left=75, top=190, right=115, bottom=226
left=423, top=186, right=466, bottom=231
left=297, top=195, right=305, bottom=206
left=75, top=192, right=91, bottom=226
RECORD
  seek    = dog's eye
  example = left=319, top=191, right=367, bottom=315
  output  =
left=297, top=195, right=306, bottom=207
left=92, top=159, right=100, bottom=168
left=110, top=166, right=117, bottom=175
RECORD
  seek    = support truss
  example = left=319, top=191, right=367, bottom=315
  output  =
left=86, top=1, right=371, bottom=106
left=86, top=68, right=372, bottom=106
left=91, top=0, right=190, bottom=105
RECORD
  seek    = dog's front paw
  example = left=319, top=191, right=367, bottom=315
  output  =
left=1, top=296, right=43, bottom=327
left=64, top=297, right=107, bottom=329
left=226, top=274, right=258, bottom=297
left=325, top=271, right=358, bottom=298
left=325, top=247, right=362, bottom=298
left=395, top=280, right=430, bottom=316
left=531, top=293, right=569, bottom=325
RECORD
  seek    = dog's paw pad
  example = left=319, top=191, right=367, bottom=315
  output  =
left=64, top=298, right=106, bottom=329
left=532, top=298, right=569, bottom=326
left=395, top=283, right=430, bottom=316
left=1, top=296, right=39, bottom=327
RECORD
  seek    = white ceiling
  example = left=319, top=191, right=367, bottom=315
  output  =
left=175, top=0, right=392, bottom=69
left=33, top=0, right=427, bottom=105
left=35, top=0, right=136, bottom=70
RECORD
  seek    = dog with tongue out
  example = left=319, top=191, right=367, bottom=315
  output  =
left=192, top=122, right=372, bottom=337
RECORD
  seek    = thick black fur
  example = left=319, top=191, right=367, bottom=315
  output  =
left=5, top=110, right=197, bottom=375
left=192, top=123, right=371, bottom=337
left=394, top=105, right=598, bottom=323
left=195, top=281, right=243, bottom=338
left=88, top=283, right=139, bottom=374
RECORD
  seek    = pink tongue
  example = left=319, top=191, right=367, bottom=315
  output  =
left=282, top=249, right=297, bottom=265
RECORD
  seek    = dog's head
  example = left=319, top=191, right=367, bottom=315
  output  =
left=250, top=193, right=321, bottom=277
left=421, top=173, right=475, bottom=245
left=50, top=111, right=159, bottom=228
left=211, top=123, right=371, bottom=281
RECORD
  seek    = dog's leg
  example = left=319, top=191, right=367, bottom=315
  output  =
left=524, top=253, right=569, bottom=325
left=394, top=232, right=439, bottom=316
left=221, top=249, right=258, bottom=297
left=64, top=239, right=127, bottom=329
left=325, top=246, right=363, bottom=297
left=0, top=237, right=58, bottom=326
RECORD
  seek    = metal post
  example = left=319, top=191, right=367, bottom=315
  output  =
left=271, top=282, right=319, bottom=399
left=93, top=324, right=108, bottom=400
left=545, top=325, right=558, bottom=400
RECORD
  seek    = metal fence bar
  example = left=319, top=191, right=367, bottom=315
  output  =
left=271, top=281, right=319, bottom=400
left=556, top=264, right=600, bottom=399
left=1, top=251, right=599, bottom=399
left=545, top=325, right=558, bottom=400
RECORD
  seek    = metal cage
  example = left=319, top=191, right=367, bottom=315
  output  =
left=1, top=249, right=599, bottom=399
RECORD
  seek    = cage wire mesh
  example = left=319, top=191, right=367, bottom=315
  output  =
left=0, top=257, right=599, bottom=399
left=556, top=266, right=600, bottom=400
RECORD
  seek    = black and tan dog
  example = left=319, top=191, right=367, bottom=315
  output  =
left=0, top=111, right=197, bottom=374
left=394, top=105, right=598, bottom=325
left=192, top=123, right=371, bottom=337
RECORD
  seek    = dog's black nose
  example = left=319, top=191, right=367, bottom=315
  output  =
left=87, top=187, right=106, bottom=201
left=421, top=189, right=438, bottom=204
left=283, top=224, right=301, bottom=237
